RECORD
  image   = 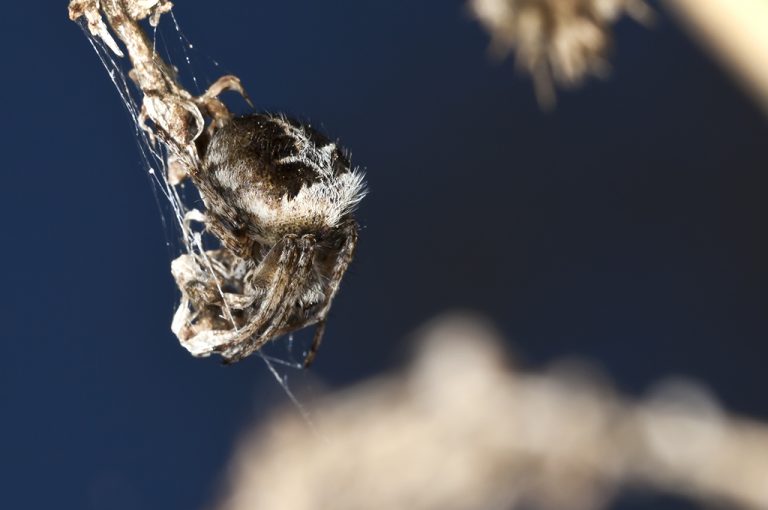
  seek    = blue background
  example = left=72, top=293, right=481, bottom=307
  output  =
left=1, top=1, right=767, bottom=509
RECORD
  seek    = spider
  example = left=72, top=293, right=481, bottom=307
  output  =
left=171, top=109, right=367, bottom=366
left=68, top=0, right=366, bottom=366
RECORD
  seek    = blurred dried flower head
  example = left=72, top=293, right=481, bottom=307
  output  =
left=470, top=0, right=653, bottom=107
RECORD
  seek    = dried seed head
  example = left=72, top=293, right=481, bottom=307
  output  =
left=470, top=0, right=652, bottom=107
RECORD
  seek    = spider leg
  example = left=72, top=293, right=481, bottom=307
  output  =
left=231, top=234, right=317, bottom=362
left=195, top=75, right=253, bottom=130
left=303, top=220, right=359, bottom=367
left=198, top=75, right=253, bottom=107
left=218, top=235, right=302, bottom=362
left=303, top=320, right=327, bottom=368
left=264, top=235, right=317, bottom=336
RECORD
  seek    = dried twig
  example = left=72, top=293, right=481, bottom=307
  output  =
left=70, top=0, right=196, bottom=161
left=68, top=0, right=251, bottom=175
left=218, top=314, right=768, bottom=510
left=662, top=0, right=768, bottom=114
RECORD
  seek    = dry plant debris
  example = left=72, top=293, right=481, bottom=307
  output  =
left=664, top=0, right=768, bottom=115
left=469, top=0, right=653, bottom=107
left=218, top=314, right=768, bottom=510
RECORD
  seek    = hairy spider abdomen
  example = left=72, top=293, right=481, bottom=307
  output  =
left=200, top=113, right=366, bottom=246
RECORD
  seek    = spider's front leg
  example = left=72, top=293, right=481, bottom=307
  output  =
left=302, top=220, right=359, bottom=367
left=212, top=234, right=307, bottom=362
left=199, top=75, right=253, bottom=107
left=249, top=222, right=359, bottom=367
left=195, top=75, right=253, bottom=131
left=223, top=234, right=318, bottom=363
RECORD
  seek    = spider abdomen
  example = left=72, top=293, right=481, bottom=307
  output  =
left=201, top=113, right=366, bottom=244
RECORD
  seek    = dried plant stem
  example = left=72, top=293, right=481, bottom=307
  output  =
left=68, top=0, right=249, bottom=173
left=663, top=0, right=768, bottom=114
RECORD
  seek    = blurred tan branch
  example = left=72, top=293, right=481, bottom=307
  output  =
left=219, top=314, right=768, bottom=510
left=662, top=0, right=768, bottom=114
